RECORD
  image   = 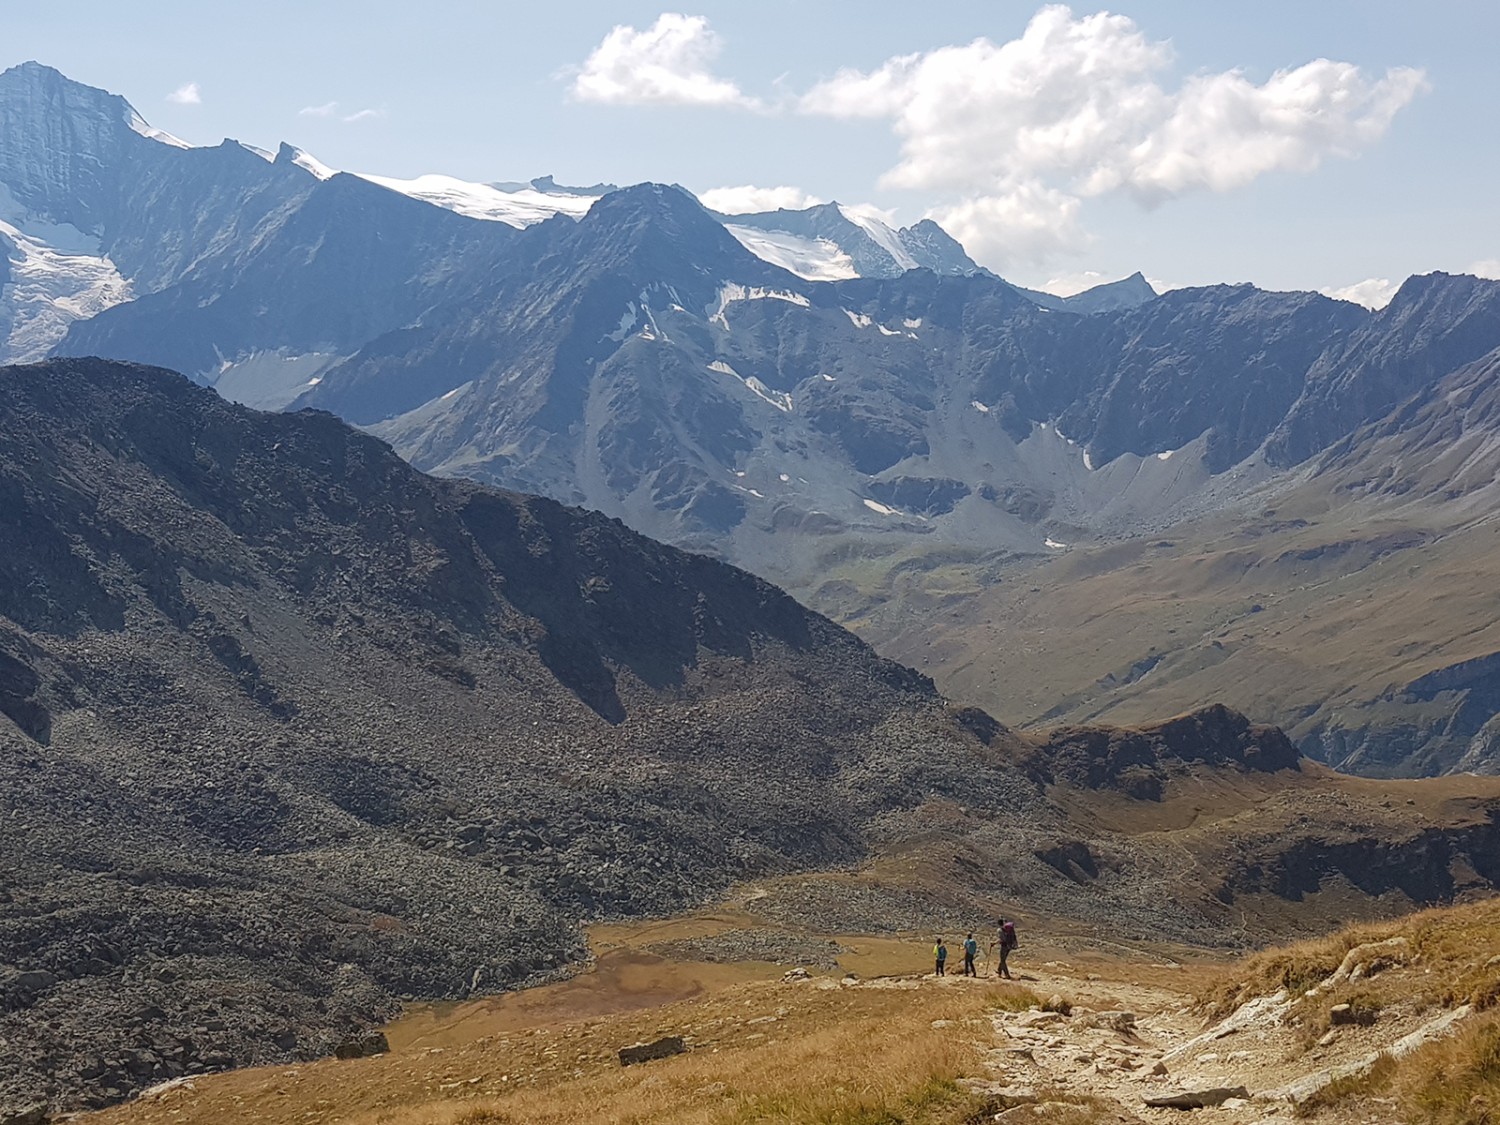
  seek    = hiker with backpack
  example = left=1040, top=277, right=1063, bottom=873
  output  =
left=933, top=937, right=948, bottom=976
left=962, top=932, right=978, bottom=976
left=997, top=918, right=1018, bottom=979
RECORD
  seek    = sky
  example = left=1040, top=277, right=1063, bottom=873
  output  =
left=7, top=1, right=1498, bottom=301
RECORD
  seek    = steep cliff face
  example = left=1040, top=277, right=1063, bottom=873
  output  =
left=0, top=61, right=148, bottom=233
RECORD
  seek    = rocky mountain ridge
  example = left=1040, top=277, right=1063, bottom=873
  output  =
left=7, top=63, right=1500, bottom=777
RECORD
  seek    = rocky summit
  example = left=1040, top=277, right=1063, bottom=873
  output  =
left=5, top=358, right=1500, bottom=1117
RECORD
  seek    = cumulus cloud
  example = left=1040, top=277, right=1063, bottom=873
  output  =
left=1322, top=277, right=1399, bottom=309
left=166, top=82, right=201, bottom=106
left=571, top=13, right=757, bottom=108
left=698, top=184, right=825, bottom=213
left=1470, top=259, right=1500, bottom=280
left=931, top=184, right=1090, bottom=266
left=799, top=4, right=1427, bottom=269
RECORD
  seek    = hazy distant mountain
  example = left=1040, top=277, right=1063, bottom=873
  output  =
left=9, top=62, right=1500, bottom=777
left=711, top=201, right=980, bottom=281
left=1016, top=271, right=1159, bottom=314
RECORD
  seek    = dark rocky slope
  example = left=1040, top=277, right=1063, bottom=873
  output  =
left=0, top=357, right=1011, bottom=1110
left=7, top=359, right=1500, bottom=1117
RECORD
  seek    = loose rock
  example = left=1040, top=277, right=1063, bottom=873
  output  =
left=333, top=1031, right=390, bottom=1060
left=1144, top=1085, right=1249, bottom=1109
left=619, top=1036, right=686, bottom=1066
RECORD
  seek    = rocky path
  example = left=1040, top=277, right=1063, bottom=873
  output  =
left=952, top=941, right=1466, bottom=1124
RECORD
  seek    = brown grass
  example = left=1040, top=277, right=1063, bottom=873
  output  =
left=87, top=975, right=1062, bottom=1125
left=1291, top=1053, right=1397, bottom=1119
left=1200, top=896, right=1500, bottom=1021
left=1396, top=1011, right=1500, bottom=1125
left=1200, top=897, right=1500, bottom=1122
left=350, top=984, right=1007, bottom=1125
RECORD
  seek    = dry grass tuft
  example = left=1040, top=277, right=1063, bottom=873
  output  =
left=339, top=981, right=1026, bottom=1125
left=1201, top=897, right=1500, bottom=1021
left=1395, top=1011, right=1500, bottom=1125
left=1197, top=898, right=1500, bottom=1122
left=989, top=986, right=1042, bottom=1014
left=1292, top=1053, right=1397, bottom=1119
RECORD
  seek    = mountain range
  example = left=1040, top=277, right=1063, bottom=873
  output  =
left=4, top=61, right=1500, bottom=778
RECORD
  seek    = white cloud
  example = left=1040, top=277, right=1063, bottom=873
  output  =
left=1037, top=270, right=1107, bottom=297
left=166, top=82, right=201, bottom=106
left=300, top=101, right=382, bottom=123
left=799, top=4, right=1426, bottom=271
left=1322, top=277, right=1399, bottom=309
left=571, top=13, right=758, bottom=108
left=699, top=185, right=824, bottom=213
left=930, top=183, right=1090, bottom=267
left=1470, top=259, right=1500, bottom=280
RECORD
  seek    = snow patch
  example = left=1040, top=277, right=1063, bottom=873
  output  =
left=839, top=204, right=918, bottom=271
left=710, top=283, right=810, bottom=328
left=708, top=360, right=792, bottom=412
left=820, top=373, right=836, bottom=382
left=779, top=473, right=790, bottom=482
left=863, top=499, right=900, bottom=516
left=842, top=309, right=873, bottom=329
left=0, top=184, right=132, bottom=363
left=723, top=225, right=858, bottom=282
left=971, top=400, right=991, bottom=413
left=609, top=304, right=639, bottom=341
left=1083, top=451, right=1094, bottom=471
left=1044, top=538, right=1068, bottom=549
left=903, top=317, right=922, bottom=328
left=127, top=110, right=190, bottom=149
left=1156, top=449, right=1175, bottom=461
left=288, top=146, right=337, bottom=181
left=356, top=173, right=599, bottom=227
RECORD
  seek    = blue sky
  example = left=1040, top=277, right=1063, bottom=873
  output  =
left=8, top=2, right=1497, bottom=300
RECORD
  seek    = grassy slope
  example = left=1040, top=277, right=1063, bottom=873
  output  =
left=1200, top=897, right=1500, bottom=1123
left=830, top=496, right=1500, bottom=774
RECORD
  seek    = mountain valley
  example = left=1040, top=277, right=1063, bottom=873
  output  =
left=3, top=56, right=1500, bottom=1123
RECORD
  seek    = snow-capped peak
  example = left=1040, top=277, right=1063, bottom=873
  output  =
left=354, top=173, right=602, bottom=228
left=286, top=145, right=336, bottom=181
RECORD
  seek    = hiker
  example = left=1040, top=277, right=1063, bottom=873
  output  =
left=962, top=932, right=978, bottom=976
left=933, top=937, right=948, bottom=976
left=997, top=917, right=1018, bottom=979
